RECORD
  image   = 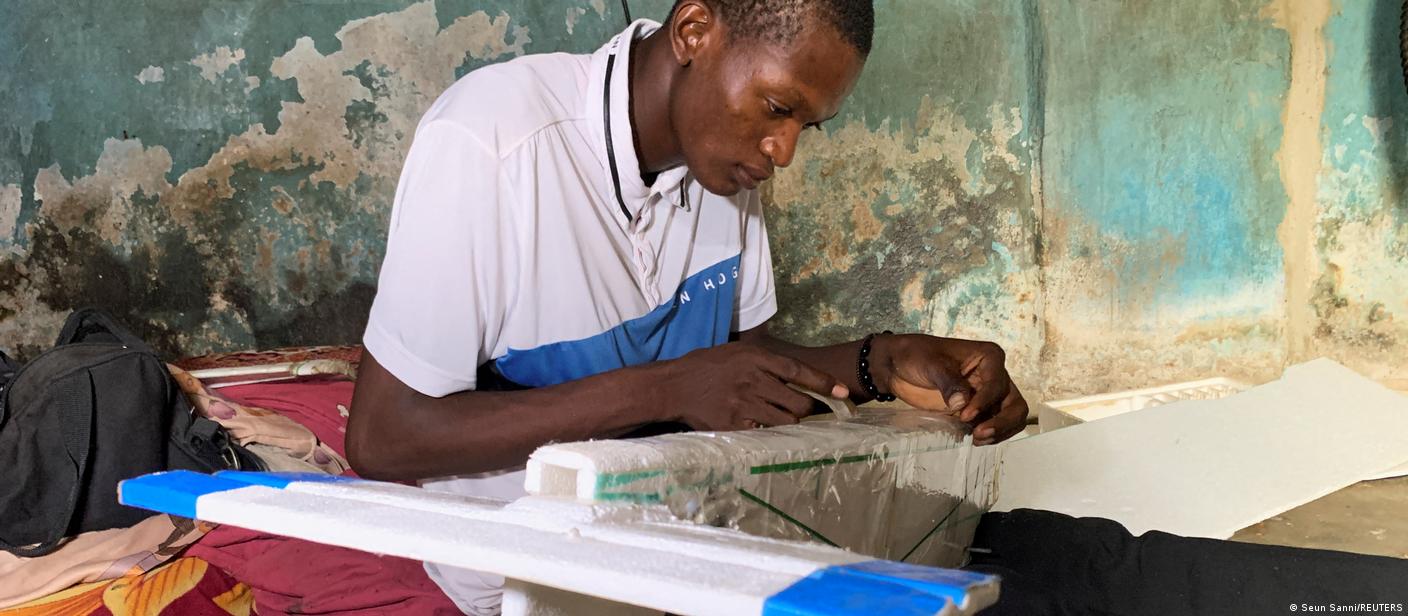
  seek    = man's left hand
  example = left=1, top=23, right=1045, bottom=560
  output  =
left=870, top=334, right=1029, bottom=445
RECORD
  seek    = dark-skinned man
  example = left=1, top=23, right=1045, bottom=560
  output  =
left=348, top=1, right=1408, bottom=614
left=348, top=0, right=1026, bottom=612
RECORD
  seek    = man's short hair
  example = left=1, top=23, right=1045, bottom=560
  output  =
left=672, top=0, right=875, bottom=56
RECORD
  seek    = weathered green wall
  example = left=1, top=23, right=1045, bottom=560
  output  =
left=765, top=0, right=1044, bottom=387
left=1307, top=0, right=1408, bottom=387
left=1036, top=0, right=1292, bottom=394
left=1, top=0, right=1404, bottom=397
left=0, top=1, right=614, bottom=356
left=774, top=0, right=1408, bottom=396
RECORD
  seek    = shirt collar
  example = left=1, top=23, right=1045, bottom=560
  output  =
left=587, top=19, right=691, bottom=220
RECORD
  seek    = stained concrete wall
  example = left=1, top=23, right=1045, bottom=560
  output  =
left=1307, top=0, right=1408, bottom=388
left=0, top=1, right=601, bottom=356
left=1027, top=0, right=1407, bottom=395
left=775, top=0, right=1408, bottom=397
left=765, top=0, right=1044, bottom=388
left=1, top=0, right=1404, bottom=398
left=1035, top=0, right=1293, bottom=394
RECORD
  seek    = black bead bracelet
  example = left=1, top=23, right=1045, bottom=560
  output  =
left=858, top=330, right=895, bottom=402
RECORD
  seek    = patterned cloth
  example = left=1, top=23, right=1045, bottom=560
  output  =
left=168, top=366, right=350, bottom=475
left=0, top=364, right=352, bottom=610
left=181, top=379, right=460, bottom=615
left=0, top=517, right=211, bottom=608
left=0, top=557, right=251, bottom=616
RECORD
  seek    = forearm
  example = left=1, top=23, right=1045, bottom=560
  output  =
left=348, top=353, right=672, bottom=481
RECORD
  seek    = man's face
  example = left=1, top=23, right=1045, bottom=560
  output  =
left=670, top=19, right=866, bottom=196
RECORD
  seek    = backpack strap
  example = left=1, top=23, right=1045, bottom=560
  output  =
left=0, top=350, right=15, bottom=420
left=55, top=308, right=152, bottom=352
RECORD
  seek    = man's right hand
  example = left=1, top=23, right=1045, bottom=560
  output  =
left=650, top=343, right=849, bottom=432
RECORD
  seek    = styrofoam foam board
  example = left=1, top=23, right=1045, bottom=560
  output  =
left=1036, top=377, right=1251, bottom=431
left=119, top=471, right=1000, bottom=616
left=526, top=410, right=999, bottom=566
left=994, top=359, right=1408, bottom=539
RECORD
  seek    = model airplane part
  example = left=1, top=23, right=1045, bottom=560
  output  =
left=527, top=408, right=1000, bottom=566
left=119, top=470, right=1000, bottom=616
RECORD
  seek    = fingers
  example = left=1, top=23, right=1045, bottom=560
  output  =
left=740, top=403, right=800, bottom=429
left=761, top=382, right=819, bottom=419
left=973, top=383, right=1029, bottom=446
left=891, top=365, right=976, bottom=412
left=760, top=352, right=849, bottom=400
left=955, top=350, right=1010, bottom=423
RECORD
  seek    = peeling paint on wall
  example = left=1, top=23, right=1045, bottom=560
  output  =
left=0, top=1, right=560, bottom=358
left=2, top=0, right=1404, bottom=398
left=0, top=184, right=20, bottom=243
left=191, top=46, right=247, bottom=83
left=764, top=0, right=1044, bottom=390
left=1035, top=0, right=1294, bottom=395
left=1302, top=0, right=1408, bottom=384
left=136, top=66, right=166, bottom=84
left=767, top=105, right=1042, bottom=385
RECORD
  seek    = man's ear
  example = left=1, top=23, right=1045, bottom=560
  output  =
left=669, top=0, right=717, bottom=67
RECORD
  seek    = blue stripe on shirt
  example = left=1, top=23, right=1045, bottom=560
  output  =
left=494, top=255, right=741, bottom=388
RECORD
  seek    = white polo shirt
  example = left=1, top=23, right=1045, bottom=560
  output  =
left=366, top=18, right=776, bottom=399
left=363, top=19, right=778, bottom=614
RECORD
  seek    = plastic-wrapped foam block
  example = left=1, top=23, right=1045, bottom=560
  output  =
left=527, top=409, right=1001, bottom=567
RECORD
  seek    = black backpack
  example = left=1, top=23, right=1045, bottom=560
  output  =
left=0, top=308, right=261, bottom=556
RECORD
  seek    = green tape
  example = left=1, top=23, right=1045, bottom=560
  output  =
left=899, top=502, right=964, bottom=563
left=594, top=469, right=666, bottom=490
left=593, top=491, right=663, bottom=504
left=738, top=488, right=839, bottom=548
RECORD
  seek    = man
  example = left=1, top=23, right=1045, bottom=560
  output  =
left=349, top=0, right=1026, bottom=612
left=349, top=1, right=1408, bottom=614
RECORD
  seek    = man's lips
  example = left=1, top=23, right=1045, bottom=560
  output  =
left=735, top=164, right=771, bottom=189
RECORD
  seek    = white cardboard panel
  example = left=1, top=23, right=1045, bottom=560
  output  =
left=993, top=359, right=1408, bottom=538
left=1365, top=464, right=1408, bottom=481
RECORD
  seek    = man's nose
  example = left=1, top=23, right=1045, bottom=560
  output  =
left=761, top=124, right=801, bottom=170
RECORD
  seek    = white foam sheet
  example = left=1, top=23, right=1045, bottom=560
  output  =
left=993, top=359, right=1408, bottom=538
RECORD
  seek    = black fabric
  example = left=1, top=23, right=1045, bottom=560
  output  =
left=475, top=360, right=531, bottom=393
left=0, top=308, right=260, bottom=556
left=966, top=509, right=1408, bottom=615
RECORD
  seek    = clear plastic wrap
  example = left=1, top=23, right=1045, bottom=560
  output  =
left=526, top=409, right=1001, bottom=567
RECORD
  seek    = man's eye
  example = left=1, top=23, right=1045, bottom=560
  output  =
left=768, top=101, right=791, bottom=117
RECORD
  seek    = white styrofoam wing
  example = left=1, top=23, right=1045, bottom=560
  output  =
left=120, top=470, right=999, bottom=616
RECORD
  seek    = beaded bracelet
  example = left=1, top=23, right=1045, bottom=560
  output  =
left=858, top=330, right=895, bottom=402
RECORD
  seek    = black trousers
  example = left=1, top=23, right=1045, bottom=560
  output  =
left=965, top=509, right=1408, bottom=615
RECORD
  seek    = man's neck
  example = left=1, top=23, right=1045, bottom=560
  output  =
left=628, top=27, right=683, bottom=184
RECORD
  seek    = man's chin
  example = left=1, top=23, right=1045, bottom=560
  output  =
left=694, top=171, right=744, bottom=197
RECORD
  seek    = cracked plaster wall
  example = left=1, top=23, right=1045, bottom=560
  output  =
left=1, top=0, right=1404, bottom=399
